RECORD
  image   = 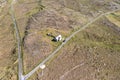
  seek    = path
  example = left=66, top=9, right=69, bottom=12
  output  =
left=10, top=0, right=24, bottom=80
left=24, top=9, right=120, bottom=80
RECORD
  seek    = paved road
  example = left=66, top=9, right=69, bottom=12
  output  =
left=9, top=0, right=120, bottom=80
left=10, top=1, right=24, bottom=80
left=24, top=9, right=120, bottom=80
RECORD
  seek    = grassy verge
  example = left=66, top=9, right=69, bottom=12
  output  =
left=106, top=12, right=120, bottom=27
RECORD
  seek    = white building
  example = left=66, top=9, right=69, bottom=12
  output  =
left=40, top=64, right=46, bottom=69
left=54, top=35, right=62, bottom=41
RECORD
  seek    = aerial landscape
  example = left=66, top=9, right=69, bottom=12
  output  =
left=0, top=0, right=120, bottom=80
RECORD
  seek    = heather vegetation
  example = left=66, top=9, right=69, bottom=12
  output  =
left=0, top=0, right=120, bottom=80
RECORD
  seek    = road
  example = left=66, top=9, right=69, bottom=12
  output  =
left=24, top=9, right=120, bottom=80
left=9, top=1, right=120, bottom=79
left=10, top=0, right=24, bottom=80
left=9, top=0, right=120, bottom=79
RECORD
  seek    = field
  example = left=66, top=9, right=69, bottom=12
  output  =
left=29, top=16, right=120, bottom=80
left=0, top=0, right=120, bottom=80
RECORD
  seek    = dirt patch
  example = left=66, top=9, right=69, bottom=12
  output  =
left=27, top=9, right=71, bottom=30
left=24, top=33, right=52, bottom=72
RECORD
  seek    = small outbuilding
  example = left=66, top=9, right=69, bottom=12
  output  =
left=53, top=35, right=62, bottom=42
left=40, top=64, right=46, bottom=69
